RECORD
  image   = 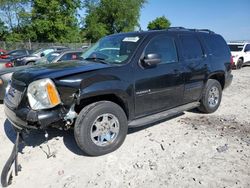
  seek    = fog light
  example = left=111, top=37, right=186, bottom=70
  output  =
left=0, top=78, right=3, bottom=85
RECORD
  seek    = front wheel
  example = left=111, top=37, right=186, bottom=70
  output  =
left=74, top=101, right=128, bottom=156
left=198, top=79, right=222, bottom=113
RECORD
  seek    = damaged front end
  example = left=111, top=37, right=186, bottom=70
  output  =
left=1, top=77, right=79, bottom=187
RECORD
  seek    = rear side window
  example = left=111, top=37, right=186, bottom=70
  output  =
left=202, top=34, right=229, bottom=57
left=60, top=52, right=82, bottom=61
left=145, top=35, right=178, bottom=64
left=179, top=35, right=203, bottom=60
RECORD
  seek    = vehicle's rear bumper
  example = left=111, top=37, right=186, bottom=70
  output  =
left=224, top=73, right=233, bottom=89
left=244, top=61, right=250, bottom=66
left=4, top=104, right=67, bottom=130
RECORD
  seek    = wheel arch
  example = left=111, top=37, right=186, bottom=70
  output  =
left=75, top=94, right=130, bottom=119
left=208, top=72, right=225, bottom=89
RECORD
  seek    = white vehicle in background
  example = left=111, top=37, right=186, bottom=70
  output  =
left=228, top=42, right=250, bottom=69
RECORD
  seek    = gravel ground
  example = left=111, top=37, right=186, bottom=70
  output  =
left=0, top=67, right=250, bottom=188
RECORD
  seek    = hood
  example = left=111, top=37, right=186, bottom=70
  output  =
left=0, top=66, right=26, bottom=76
left=13, top=61, right=111, bottom=85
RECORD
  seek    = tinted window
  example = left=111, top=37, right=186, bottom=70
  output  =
left=203, top=34, right=229, bottom=57
left=59, top=52, right=83, bottom=61
left=244, top=44, right=250, bottom=52
left=8, top=50, right=27, bottom=56
left=179, top=35, right=203, bottom=60
left=229, top=44, right=244, bottom=52
left=145, top=35, right=178, bottom=64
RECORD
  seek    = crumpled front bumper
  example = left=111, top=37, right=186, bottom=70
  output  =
left=4, top=103, right=67, bottom=130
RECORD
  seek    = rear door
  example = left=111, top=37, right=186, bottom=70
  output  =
left=178, top=34, right=208, bottom=103
left=134, top=34, right=185, bottom=117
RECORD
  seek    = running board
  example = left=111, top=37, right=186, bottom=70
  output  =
left=128, top=102, right=200, bottom=127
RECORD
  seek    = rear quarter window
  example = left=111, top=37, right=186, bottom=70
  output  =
left=202, top=34, right=230, bottom=57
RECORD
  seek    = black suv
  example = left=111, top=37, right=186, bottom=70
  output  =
left=4, top=28, right=233, bottom=156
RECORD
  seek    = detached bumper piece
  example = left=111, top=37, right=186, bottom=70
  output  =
left=1, top=132, right=22, bottom=187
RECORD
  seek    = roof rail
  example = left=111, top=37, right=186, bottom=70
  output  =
left=228, top=40, right=250, bottom=43
left=189, top=29, right=215, bottom=34
left=167, top=27, right=215, bottom=34
left=167, top=27, right=188, bottom=31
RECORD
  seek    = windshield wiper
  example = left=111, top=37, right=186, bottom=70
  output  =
left=84, top=57, right=109, bottom=65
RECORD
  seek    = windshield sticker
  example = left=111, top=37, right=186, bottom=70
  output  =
left=123, top=36, right=140, bottom=42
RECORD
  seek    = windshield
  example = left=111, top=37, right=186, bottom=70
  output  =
left=32, top=48, right=44, bottom=55
left=228, top=44, right=244, bottom=52
left=46, top=52, right=60, bottom=63
left=35, top=52, right=60, bottom=65
left=82, top=34, right=143, bottom=64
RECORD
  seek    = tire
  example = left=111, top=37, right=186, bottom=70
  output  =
left=74, top=101, right=128, bottom=156
left=198, top=79, right=222, bottom=113
left=236, top=59, right=243, bottom=69
left=26, top=61, right=35, bottom=66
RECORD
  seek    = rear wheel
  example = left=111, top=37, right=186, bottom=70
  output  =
left=74, top=101, right=128, bottom=156
left=198, top=79, right=222, bottom=113
left=236, top=59, right=243, bottom=69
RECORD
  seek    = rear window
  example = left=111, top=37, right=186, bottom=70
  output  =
left=202, top=34, right=230, bottom=57
left=228, top=44, right=244, bottom=52
left=179, top=35, right=203, bottom=60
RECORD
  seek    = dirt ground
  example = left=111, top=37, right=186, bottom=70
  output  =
left=0, top=67, right=250, bottom=188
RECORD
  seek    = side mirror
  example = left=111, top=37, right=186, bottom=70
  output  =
left=142, top=53, right=161, bottom=67
left=40, top=53, right=45, bottom=57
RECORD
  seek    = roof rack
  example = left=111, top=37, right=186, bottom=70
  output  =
left=167, top=27, right=215, bottom=34
left=228, top=40, right=250, bottom=43
left=167, top=27, right=188, bottom=31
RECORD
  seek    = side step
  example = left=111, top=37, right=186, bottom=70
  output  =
left=128, top=102, right=200, bottom=127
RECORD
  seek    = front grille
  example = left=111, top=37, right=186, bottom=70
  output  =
left=5, top=79, right=26, bottom=109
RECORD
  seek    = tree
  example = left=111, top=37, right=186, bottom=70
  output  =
left=30, top=0, right=81, bottom=42
left=0, top=18, right=8, bottom=40
left=83, top=0, right=146, bottom=42
left=147, top=16, right=171, bottom=30
left=0, top=0, right=35, bottom=42
left=0, top=0, right=30, bottom=30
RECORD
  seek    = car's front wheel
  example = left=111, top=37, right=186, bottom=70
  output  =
left=74, top=101, right=128, bottom=156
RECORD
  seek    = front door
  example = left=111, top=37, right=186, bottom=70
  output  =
left=134, top=34, right=185, bottom=118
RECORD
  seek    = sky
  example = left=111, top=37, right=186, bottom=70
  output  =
left=139, top=0, right=250, bottom=41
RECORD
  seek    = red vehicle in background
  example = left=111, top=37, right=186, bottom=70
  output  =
left=0, top=49, right=8, bottom=59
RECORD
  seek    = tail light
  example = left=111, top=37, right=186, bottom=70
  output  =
left=230, top=56, right=234, bottom=69
left=5, top=62, right=13, bottom=68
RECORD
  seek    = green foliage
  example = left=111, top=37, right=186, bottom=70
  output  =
left=0, top=0, right=30, bottom=29
left=31, top=0, right=81, bottom=42
left=0, top=19, right=8, bottom=40
left=147, top=16, right=171, bottom=30
left=83, top=0, right=146, bottom=42
left=0, top=0, right=151, bottom=43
